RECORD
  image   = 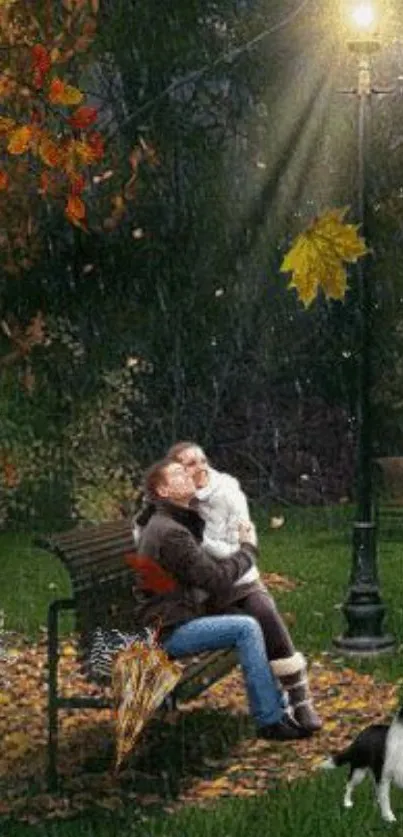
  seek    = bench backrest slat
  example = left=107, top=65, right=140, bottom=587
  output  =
left=37, top=521, right=148, bottom=660
left=39, top=522, right=136, bottom=584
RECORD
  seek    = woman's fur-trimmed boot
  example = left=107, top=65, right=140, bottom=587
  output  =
left=271, top=652, right=322, bottom=732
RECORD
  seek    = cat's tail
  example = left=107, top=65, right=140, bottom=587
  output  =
left=318, top=746, right=352, bottom=770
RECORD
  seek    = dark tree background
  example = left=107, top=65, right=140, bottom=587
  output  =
left=1, top=0, right=403, bottom=527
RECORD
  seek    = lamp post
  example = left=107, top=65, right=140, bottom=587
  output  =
left=333, top=3, right=395, bottom=655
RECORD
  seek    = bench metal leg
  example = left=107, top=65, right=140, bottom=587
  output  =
left=47, top=602, right=59, bottom=791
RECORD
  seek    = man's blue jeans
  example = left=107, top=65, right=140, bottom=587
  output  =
left=163, top=614, right=284, bottom=728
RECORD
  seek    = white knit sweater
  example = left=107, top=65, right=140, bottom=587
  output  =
left=194, top=467, right=260, bottom=586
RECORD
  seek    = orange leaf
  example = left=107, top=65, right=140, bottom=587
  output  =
left=8, top=126, right=33, bottom=155
left=38, top=136, right=64, bottom=167
left=65, top=194, right=86, bottom=227
left=68, top=106, right=98, bottom=130
left=0, top=171, right=8, bottom=190
left=48, top=77, right=83, bottom=106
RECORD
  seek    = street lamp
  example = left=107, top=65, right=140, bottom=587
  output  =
left=333, top=1, right=395, bottom=654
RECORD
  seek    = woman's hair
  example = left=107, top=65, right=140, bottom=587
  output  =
left=143, top=458, right=172, bottom=501
left=166, top=440, right=199, bottom=461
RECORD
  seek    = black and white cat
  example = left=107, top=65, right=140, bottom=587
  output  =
left=320, top=707, right=403, bottom=823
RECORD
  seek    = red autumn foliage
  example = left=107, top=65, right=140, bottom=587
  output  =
left=125, top=553, right=178, bottom=593
left=31, top=44, right=51, bottom=90
left=68, top=106, right=98, bottom=130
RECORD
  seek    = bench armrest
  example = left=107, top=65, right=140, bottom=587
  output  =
left=48, top=598, right=76, bottom=679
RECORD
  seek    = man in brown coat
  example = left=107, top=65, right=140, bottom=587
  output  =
left=133, top=458, right=311, bottom=741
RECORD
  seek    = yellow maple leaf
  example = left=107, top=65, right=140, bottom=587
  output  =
left=7, top=125, right=32, bottom=154
left=280, top=207, right=368, bottom=307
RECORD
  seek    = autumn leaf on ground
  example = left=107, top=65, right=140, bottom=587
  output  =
left=0, top=632, right=398, bottom=824
left=280, top=207, right=368, bottom=307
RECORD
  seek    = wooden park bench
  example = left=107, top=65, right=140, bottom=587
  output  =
left=36, top=520, right=238, bottom=791
left=373, top=457, right=403, bottom=539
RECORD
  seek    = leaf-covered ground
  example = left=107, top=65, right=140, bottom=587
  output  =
left=0, top=573, right=398, bottom=825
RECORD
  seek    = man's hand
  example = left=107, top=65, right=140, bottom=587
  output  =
left=238, top=521, right=257, bottom=547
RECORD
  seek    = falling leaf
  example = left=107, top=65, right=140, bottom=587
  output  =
left=280, top=207, right=368, bottom=307
left=269, top=516, right=285, bottom=529
left=0, top=170, right=8, bottom=190
left=48, top=77, right=84, bottom=106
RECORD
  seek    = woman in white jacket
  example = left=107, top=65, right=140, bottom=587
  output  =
left=167, top=441, right=322, bottom=734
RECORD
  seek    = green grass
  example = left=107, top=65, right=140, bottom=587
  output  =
left=0, top=532, right=71, bottom=636
left=6, top=773, right=403, bottom=837
left=257, top=504, right=403, bottom=683
left=2, top=506, right=403, bottom=836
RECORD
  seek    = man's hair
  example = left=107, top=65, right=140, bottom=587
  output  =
left=144, top=458, right=172, bottom=501
left=167, top=440, right=199, bottom=461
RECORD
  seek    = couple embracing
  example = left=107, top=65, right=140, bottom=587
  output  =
left=132, top=441, right=322, bottom=742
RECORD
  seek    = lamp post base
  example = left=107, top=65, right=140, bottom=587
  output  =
left=333, top=633, right=395, bottom=656
left=332, top=522, right=395, bottom=656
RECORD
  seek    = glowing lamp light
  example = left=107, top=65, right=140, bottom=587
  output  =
left=350, top=3, right=376, bottom=31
